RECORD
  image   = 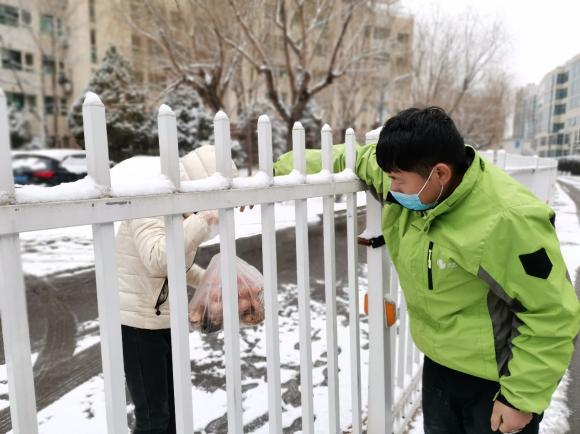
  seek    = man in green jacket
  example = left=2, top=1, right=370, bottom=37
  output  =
left=273, top=107, right=580, bottom=434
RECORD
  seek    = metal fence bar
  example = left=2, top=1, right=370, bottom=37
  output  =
left=345, top=128, right=362, bottom=434
left=82, top=92, right=128, bottom=433
left=321, top=124, right=340, bottom=433
left=158, top=104, right=194, bottom=433
left=0, top=89, right=38, bottom=434
left=214, top=111, right=243, bottom=433
left=293, top=122, right=315, bottom=434
left=257, top=115, right=283, bottom=434
left=365, top=192, right=393, bottom=433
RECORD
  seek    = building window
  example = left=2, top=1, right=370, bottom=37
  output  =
left=6, top=92, right=25, bottom=109
left=43, top=56, right=56, bottom=74
left=40, top=14, right=54, bottom=34
left=554, top=104, right=566, bottom=115
left=552, top=123, right=565, bottom=133
left=132, top=35, right=142, bottom=54
left=556, top=88, right=568, bottom=99
left=556, top=72, right=569, bottom=84
left=1, top=49, right=22, bottom=70
left=26, top=95, right=36, bottom=109
left=20, top=9, right=31, bottom=26
left=0, top=4, right=19, bottom=27
left=44, top=96, right=55, bottom=115
left=89, top=0, right=96, bottom=23
left=134, top=70, right=144, bottom=83
left=374, top=27, right=390, bottom=40
left=90, top=29, right=97, bottom=63
left=60, top=98, right=67, bottom=116
left=24, top=52, right=34, bottom=72
left=397, top=33, right=409, bottom=43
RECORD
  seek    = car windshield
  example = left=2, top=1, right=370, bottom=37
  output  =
left=61, top=155, right=87, bottom=174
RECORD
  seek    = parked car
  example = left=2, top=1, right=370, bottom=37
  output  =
left=12, top=153, right=84, bottom=186
left=11, top=150, right=116, bottom=186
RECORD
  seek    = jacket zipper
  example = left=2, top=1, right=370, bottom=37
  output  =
left=427, top=241, right=434, bottom=290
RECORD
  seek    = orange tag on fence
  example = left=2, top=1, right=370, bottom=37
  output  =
left=363, top=292, right=397, bottom=327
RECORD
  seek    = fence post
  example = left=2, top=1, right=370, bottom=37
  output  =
left=345, top=128, right=362, bottom=434
left=82, top=92, right=128, bottom=433
left=321, top=124, right=340, bottom=433
left=214, top=111, right=243, bottom=433
left=0, top=89, right=39, bottom=434
left=293, top=121, right=315, bottom=434
left=496, top=149, right=507, bottom=170
left=158, top=104, right=194, bottom=434
left=257, top=115, right=283, bottom=434
left=365, top=192, right=393, bottom=433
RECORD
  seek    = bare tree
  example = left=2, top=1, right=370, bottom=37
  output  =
left=457, top=71, right=513, bottom=148
left=116, top=0, right=242, bottom=113
left=411, top=8, right=511, bottom=137
left=216, top=0, right=406, bottom=149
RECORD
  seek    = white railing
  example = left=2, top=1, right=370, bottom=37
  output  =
left=0, top=89, right=557, bottom=434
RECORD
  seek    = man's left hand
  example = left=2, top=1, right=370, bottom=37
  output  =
left=490, top=400, right=532, bottom=433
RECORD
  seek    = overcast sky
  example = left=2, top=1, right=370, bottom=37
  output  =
left=401, top=0, right=580, bottom=86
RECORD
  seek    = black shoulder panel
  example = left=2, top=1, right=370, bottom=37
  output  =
left=519, top=248, right=552, bottom=279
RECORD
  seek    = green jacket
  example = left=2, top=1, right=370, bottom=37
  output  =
left=274, top=143, right=580, bottom=413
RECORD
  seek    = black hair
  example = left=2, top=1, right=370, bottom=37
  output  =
left=376, top=106, right=468, bottom=177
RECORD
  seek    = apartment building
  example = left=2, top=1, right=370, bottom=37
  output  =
left=512, top=52, right=580, bottom=157
left=1, top=0, right=412, bottom=149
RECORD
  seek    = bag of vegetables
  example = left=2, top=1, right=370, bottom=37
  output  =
left=189, top=254, right=265, bottom=333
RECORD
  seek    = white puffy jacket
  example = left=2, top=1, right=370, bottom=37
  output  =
left=116, top=145, right=234, bottom=329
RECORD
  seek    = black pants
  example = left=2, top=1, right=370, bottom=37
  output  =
left=422, top=356, right=543, bottom=434
left=122, top=325, right=176, bottom=434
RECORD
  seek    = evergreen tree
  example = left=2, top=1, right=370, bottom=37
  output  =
left=8, top=106, right=33, bottom=149
left=159, top=85, right=246, bottom=168
left=159, top=86, right=214, bottom=155
left=68, top=46, right=154, bottom=162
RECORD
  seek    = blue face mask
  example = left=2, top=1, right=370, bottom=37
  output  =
left=390, top=168, right=443, bottom=211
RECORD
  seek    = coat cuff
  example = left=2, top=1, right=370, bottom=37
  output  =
left=496, top=393, right=520, bottom=411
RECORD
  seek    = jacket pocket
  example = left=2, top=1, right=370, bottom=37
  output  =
left=427, top=241, right=434, bottom=290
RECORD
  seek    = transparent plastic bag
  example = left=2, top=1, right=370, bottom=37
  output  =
left=188, top=254, right=265, bottom=333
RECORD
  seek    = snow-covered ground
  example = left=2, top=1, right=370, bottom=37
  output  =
left=11, top=278, right=373, bottom=433
left=8, top=181, right=579, bottom=433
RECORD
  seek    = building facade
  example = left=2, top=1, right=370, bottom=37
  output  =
left=1, top=0, right=412, bottom=150
left=512, top=52, right=580, bottom=157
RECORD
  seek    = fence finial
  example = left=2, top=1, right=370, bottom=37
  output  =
left=321, top=124, right=333, bottom=172
left=214, top=110, right=233, bottom=179
left=83, top=91, right=104, bottom=107
left=158, top=104, right=180, bottom=188
left=258, top=115, right=273, bottom=176
left=345, top=128, right=356, bottom=171
left=158, top=104, right=175, bottom=117
left=293, top=121, right=306, bottom=175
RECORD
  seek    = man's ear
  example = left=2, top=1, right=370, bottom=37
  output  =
left=434, top=163, right=453, bottom=185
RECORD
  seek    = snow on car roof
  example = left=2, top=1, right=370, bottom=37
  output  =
left=12, top=149, right=86, bottom=162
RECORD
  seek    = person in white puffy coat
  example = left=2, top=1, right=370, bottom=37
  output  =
left=117, top=145, right=233, bottom=434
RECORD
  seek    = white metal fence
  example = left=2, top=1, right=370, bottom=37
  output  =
left=0, top=89, right=557, bottom=434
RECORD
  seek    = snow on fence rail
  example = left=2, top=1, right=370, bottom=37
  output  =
left=0, top=89, right=557, bottom=434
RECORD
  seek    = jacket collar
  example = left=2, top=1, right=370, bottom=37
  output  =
left=395, top=145, right=483, bottom=231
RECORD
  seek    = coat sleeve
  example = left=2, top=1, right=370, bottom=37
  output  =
left=478, top=204, right=580, bottom=413
left=129, top=214, right=210, bottom=277
left=186, top=264, right=206, bottom=288
left=273, top=142, right=391, bottom=197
